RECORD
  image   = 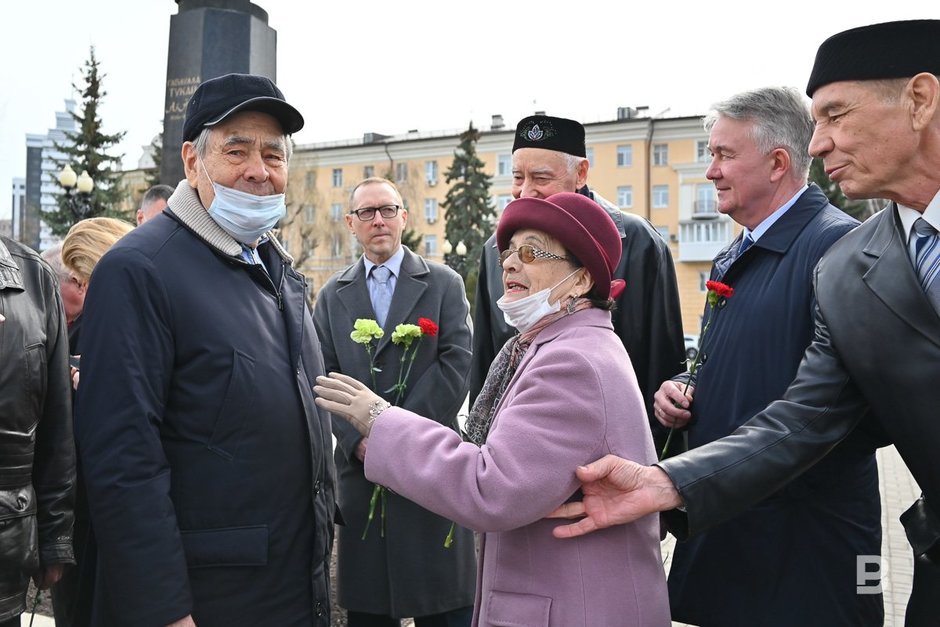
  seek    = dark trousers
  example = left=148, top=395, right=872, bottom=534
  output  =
left=347, top=606, right=474, bottom=627
left=0, top=616, right=21, bottom=627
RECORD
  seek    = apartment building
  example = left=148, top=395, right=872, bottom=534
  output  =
left=280, top=110, right=740, bottom=335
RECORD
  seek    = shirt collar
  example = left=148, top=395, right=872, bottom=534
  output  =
left=743, top=185, right=808, bottom=242
left=363, top=246, right=405, bottom=278
left=898, top=188, right=940, bottom=243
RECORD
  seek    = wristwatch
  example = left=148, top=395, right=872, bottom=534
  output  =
left=368, top=399, right=391, bottom=427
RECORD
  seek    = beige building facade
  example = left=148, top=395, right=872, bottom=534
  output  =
left=280, top=111, right=741, bottom=335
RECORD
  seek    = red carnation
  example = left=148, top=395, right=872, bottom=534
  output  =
left=418, top=317, right=439, bottom=337
left=705, top=280, right=734, bottom=299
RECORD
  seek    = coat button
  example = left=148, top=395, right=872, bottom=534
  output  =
left=313, top=480, right=320, bottom=496
left=315, top=601, right=324, bottom=617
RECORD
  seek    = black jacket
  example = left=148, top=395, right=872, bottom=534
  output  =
left=0, top=236, right=74, bottom=622
left=74, top=183, right=336, bottom=627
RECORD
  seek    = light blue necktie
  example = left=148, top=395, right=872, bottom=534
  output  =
left=371, top=265, right=393, bottom=327
left=910, top=218, right=940, bottom=313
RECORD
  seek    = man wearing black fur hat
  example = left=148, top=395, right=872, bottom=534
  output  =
left=551, top=19, right=940, bottom=626
left=471, top=115, right=685, bottom=443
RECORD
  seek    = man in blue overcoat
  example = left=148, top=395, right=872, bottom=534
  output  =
left=653, top=86, right=881, bottom=626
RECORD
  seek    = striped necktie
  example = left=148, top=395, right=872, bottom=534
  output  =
left=910, top=218, right=940, bottom=313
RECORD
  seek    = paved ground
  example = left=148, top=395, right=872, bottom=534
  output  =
left=662, top=445, right=919, bottom=627
left=21, top=446, right=920, bottom=626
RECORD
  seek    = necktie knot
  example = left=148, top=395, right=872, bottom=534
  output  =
left=738, top=234, right=754, bottom=257
left=372, top=265, right=391, bottom=284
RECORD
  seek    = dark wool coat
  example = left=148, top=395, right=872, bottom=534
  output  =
left=662, top=202, right=940, bottom=627
left=666, top=185, right=883, bottom=626
left=314, top=247, right=476, bottom=618
left=74, top=183, right=336, bottom=627
left=0, top=236, right=74, bottom=622
left=470, top=187, right=685, bottom=439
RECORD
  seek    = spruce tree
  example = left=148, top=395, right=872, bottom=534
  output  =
left=48, top=47, right=128, bottom=235
left=441, top=123, right=496, bottom=305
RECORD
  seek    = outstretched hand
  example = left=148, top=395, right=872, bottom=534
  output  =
left=549, top=455, right=683, bottom=538
left=314, top=372, right=383, bottom=436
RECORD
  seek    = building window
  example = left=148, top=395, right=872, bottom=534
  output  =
left=331, top=234, right=343, bottom=257
left=653, top=185, right=669, bottom=208
left=363, top=165, right=374, bottom=179
left=331, top=203, right=343, bottom=222
left=332, top=168, right=343, bottom=188
left=497, top=195, right=513, bottom=211
left=305, top=171, right=315, bottom=189
left=303, top=204, right=315, bottom=223
left=396, top=162, right=408, bottom=182
left=426, top=160, right=438, bottom=185
left=617, top=185, right=633, bottom=209
left=586, top=147, right=594, bottom=168
left=696, top=140, right=710, bottom=163
left=617, top=145, right=633, bottom=167
left=424, top=234, right=438, bottom=257
left=424, top=198, right=438, bottom=223
left=497, top=154, right=512, bottom=177
left=694, top=184, right=717, bottom=217
left=653, top=143, right=669, bottom=166
left=699, top=271, right=709, bottom=291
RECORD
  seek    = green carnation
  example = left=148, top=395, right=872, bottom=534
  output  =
left=351, top=318, right=384, bottom=344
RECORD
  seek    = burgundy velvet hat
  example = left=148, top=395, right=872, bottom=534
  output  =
left=496, top=192, right=625, bottom=300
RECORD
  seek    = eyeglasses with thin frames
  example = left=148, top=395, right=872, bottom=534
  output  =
left=349, top=204, right=401, bottom=221
left=499, top=244, right=571, bottom=268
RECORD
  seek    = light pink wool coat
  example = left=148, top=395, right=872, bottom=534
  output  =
left=366, top=308, right=670, bottom=627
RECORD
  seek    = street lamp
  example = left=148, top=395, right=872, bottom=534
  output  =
left=442, top=240, right=467, bottom=257
left=58, top=164, right=95, bottom=221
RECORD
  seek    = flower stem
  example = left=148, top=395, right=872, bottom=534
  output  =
left=362, top=483, right=383, bottom=540
left=443, top=522, right=456, bottom=548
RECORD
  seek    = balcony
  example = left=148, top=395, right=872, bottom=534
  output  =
left=692, top=199, right=719, bottom=219
left=678, top=219, right=733, bottom=262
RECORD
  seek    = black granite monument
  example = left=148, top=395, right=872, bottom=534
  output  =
left=160, top=0, right=278, bottom=186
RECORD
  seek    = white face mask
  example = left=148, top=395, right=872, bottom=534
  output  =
left=497, top=268, right=580, bottom=333
left=201, top=161, right=286, bottom=245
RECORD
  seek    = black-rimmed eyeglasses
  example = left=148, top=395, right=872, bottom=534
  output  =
left=349, top=204, right=401, bottom=221
left=499, top=244, right=571, bottom=268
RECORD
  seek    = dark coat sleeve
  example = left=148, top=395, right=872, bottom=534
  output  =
left=34, top=265, right=76, bottom=566
left=469, top=237, right=506, bottom=406
left=613, top=216, right=686, bottom=438
left=398, top=268, right=472, bottom=425
left=73, top=248, right=192, bottom=626
left=658, top=299, right=864, bottom=539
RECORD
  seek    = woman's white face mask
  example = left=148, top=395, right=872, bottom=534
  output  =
left=496, top=268, right=580, bottom=333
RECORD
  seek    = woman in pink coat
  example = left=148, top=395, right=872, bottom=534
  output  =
left=316, top=192, right=670, bottom=627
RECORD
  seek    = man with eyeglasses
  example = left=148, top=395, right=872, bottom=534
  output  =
left=471, top=115, right=686, bottom=451
left=314, top=177, right=476, bottom=627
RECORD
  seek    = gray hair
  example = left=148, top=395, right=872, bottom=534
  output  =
left=561, top=152, right=586, bottom=176
left=140, top=184, right=174, bottom=209
left=704, top=86, right=814, bottom=176
left=40, top=243, right=69, bottom=281
left=192, top=126, right=293, bottom=162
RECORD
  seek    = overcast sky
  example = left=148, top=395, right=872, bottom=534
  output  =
left=1, top=1, right=935, bottom=220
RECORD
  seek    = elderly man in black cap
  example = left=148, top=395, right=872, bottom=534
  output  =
left=74, top=73, right=336, bottom=627
left=550, top=19, right=940, bottom=626
left=472, top=115, right=685, bottom=441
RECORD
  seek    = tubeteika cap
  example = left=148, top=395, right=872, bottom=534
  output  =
left=183, top=73, right=304, bottom=142
left=512, top=115, right=586, bottom=158
left=496, top=192, right=625, bottom=300
left=806, top=20, right=940, bottom=97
